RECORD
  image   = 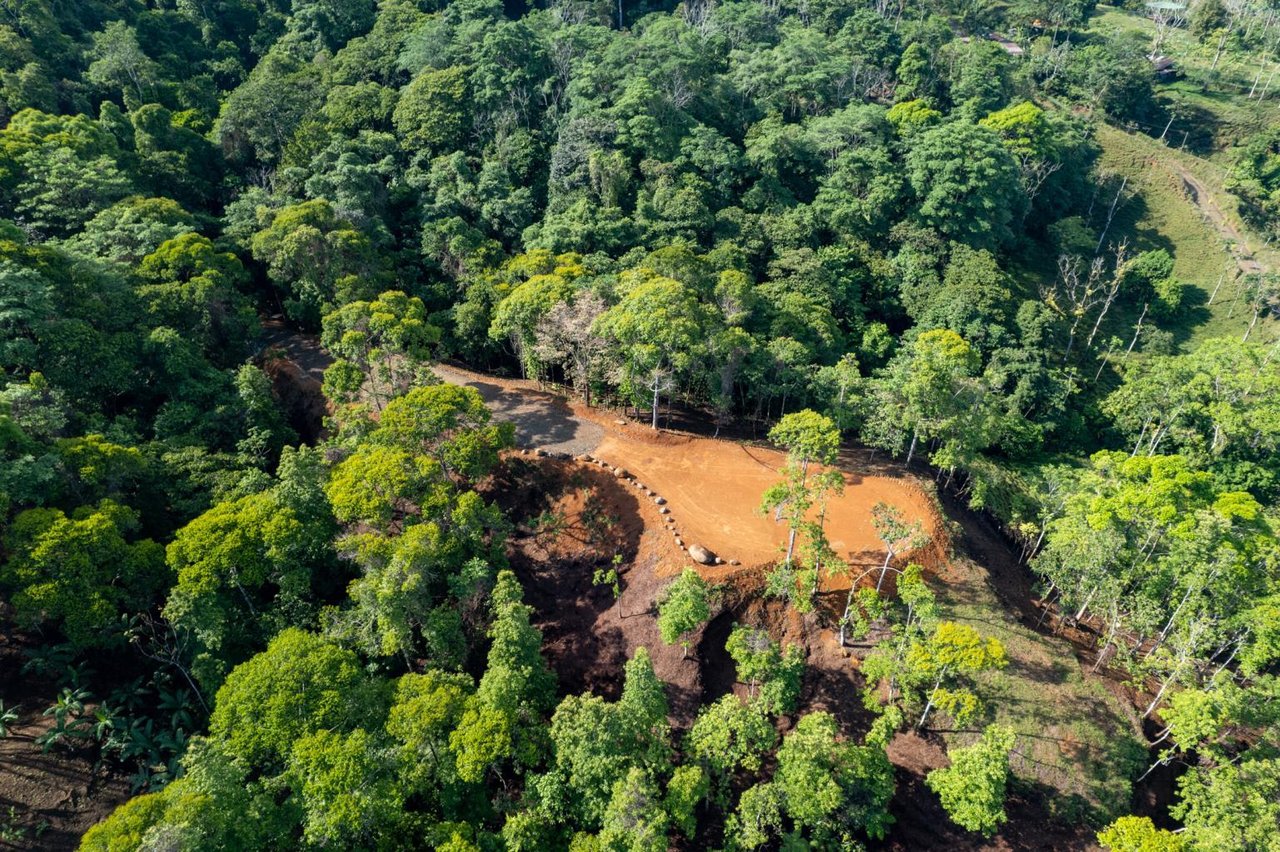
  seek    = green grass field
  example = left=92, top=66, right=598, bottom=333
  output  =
left=1093, top=123, right=1279, bottom=349
left=933, top=552, right=1146, bottom=824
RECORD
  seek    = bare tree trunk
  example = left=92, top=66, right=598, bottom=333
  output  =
left=1095, top=176, right=1128, bottom=254
left=1126, top=303, right=1150, bottom=356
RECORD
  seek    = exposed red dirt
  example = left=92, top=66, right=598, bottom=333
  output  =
left=592, top=430, right=945, bottom=587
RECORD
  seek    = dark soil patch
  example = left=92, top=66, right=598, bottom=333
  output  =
left=0, top=631, right=130, bottom=851
left=257, top=319, right=331, bottom=444
left=485, top=455, right=702, bottom=723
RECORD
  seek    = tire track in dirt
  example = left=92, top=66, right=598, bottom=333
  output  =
left=1167, top=162, right=1267, bottom=276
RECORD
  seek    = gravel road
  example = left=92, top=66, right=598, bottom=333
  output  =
left=432, top=364, right=604, bottom=456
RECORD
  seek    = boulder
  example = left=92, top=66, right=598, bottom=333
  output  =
left=675, top=537, right=684, bottom=547
left=688, top=544, right=716, bottom=565
left=654, top=496, right=666, bottom=506
left=659, top=507, right=670, bottom=515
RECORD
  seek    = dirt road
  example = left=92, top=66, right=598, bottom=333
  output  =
left=1170, top=163, right=1267, bottom=275
left=431, top=364, right=605, bottom=456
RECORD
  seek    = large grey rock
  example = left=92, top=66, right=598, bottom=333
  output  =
left=688, top=544, right=716, bottom=565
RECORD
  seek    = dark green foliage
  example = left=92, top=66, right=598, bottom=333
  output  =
left=1, top=0, right=1273, bottom=847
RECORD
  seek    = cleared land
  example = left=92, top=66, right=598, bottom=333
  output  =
left=435, top=363, right=942, bottom=580
left=444, top=364, right=1144, bottom=840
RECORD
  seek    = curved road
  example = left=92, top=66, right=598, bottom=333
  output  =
left=431, top=364, right=604, bottom=456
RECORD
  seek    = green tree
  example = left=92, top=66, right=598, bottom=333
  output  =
left=926, top=724, right=1017, bottom=836
left=760, top=409, right=843, bottom=602
left=657, top=568, right=711, bottom=658
left=321, top=290, right=440, bottom=411
left=373, top=383, right=514, bottom=485
left=1097, top=816, right=1186, bottom=851
left=393, top=66, right=468, bottom=153
left=85, top=22, right=157, bottom=105
left=898, top=622, right=1007, bottom=729
left=163, top=491, right=326, bottom=691
left=1, top=500, right=165, bottom=649
left=862, top=329, right=989, bottom=467
left=450, top=570, right=556, bottom=782
left=686, top=695, right=777, bottom=795
left=287, top=728, right=402, bottom=847
left=595, top=274, right=710, bottom=430
left=209, top=628, right=382, bottom=772
left=725, top=624, right=805, bottom=715
left=386, top=668, right=475, bottom=801
left=598, top=768, right=668, bottom=852
left=905, top=122, right=1024, bottom=249
left=772, top=712, right=896, bottom=844
left=138, top=233, right=257, bottom=364
left=534, top=648, right=671, bottom=828
left=250, top=199, right=388, bottom=327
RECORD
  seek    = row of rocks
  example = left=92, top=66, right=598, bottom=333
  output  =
left=575, top=453, right=741, bottom=568
left=519, top=447, right=747, bottom=568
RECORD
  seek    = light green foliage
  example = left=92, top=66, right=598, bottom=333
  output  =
left=63, top=196, right=195, bottom=264
left=163, top=491, right=323, bottom=691
left=79, top=792, right=168, bottom=852
left=450, top=571, right=556, bottom=783
left=862, top=328, right=993, bottom=469
left=887, top=99, right=942, bottom=135
left=725, top=624, right=805, bottom=715
left=326, top=444, right=444, bottom=531
left=686, top=695, right=777, bottom=788
left=664, top=765, right=708, bottom=838
left=321, top=290, right=440, bottom=410
left=250, top=199, right=387, bottom=327
left=926, top=724, right=1016, bottom=836
left=761, top=409, right=845, bottom=606
left=727, top=781, right=785, bottom=850
left=394, top=65, right=468, bottom=152
left=598, top=768, right=668, bottom=852
left=905, top=121, right=1024, bottom=249
left=771, top=712, right=896, bottom=844
left=906, top=623, right=1007, bottom=728
left=1097, top=816, right=1186, bottom=851
left=287, top=728, right=401, bottom=847
left=386, top=668, right=474, bottom=799
left=1102, top=338, right=1280, bottom=477
left=137, top=233, right=256, bottom=364
left=535, top=648, right=671, bottom=828
left=1031, top=450, right=1275, bottom=713
left=1173, top=758, right=1280, bottom=851
left=209, top=628, right=381, bottom=771
left=864, top=621, right=1008, bottom=730
left=594, top=272, right=711, bottom=428
left=1, top=500, right=165, bottom=648
left=373, top=383, right=514, bottom=484
left=656, top=568, right=711, bottom=656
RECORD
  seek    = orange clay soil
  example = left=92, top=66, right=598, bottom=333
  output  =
left=587, top=430, right=944, bottom=590
left=432, top=361, right=944, bottom=591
